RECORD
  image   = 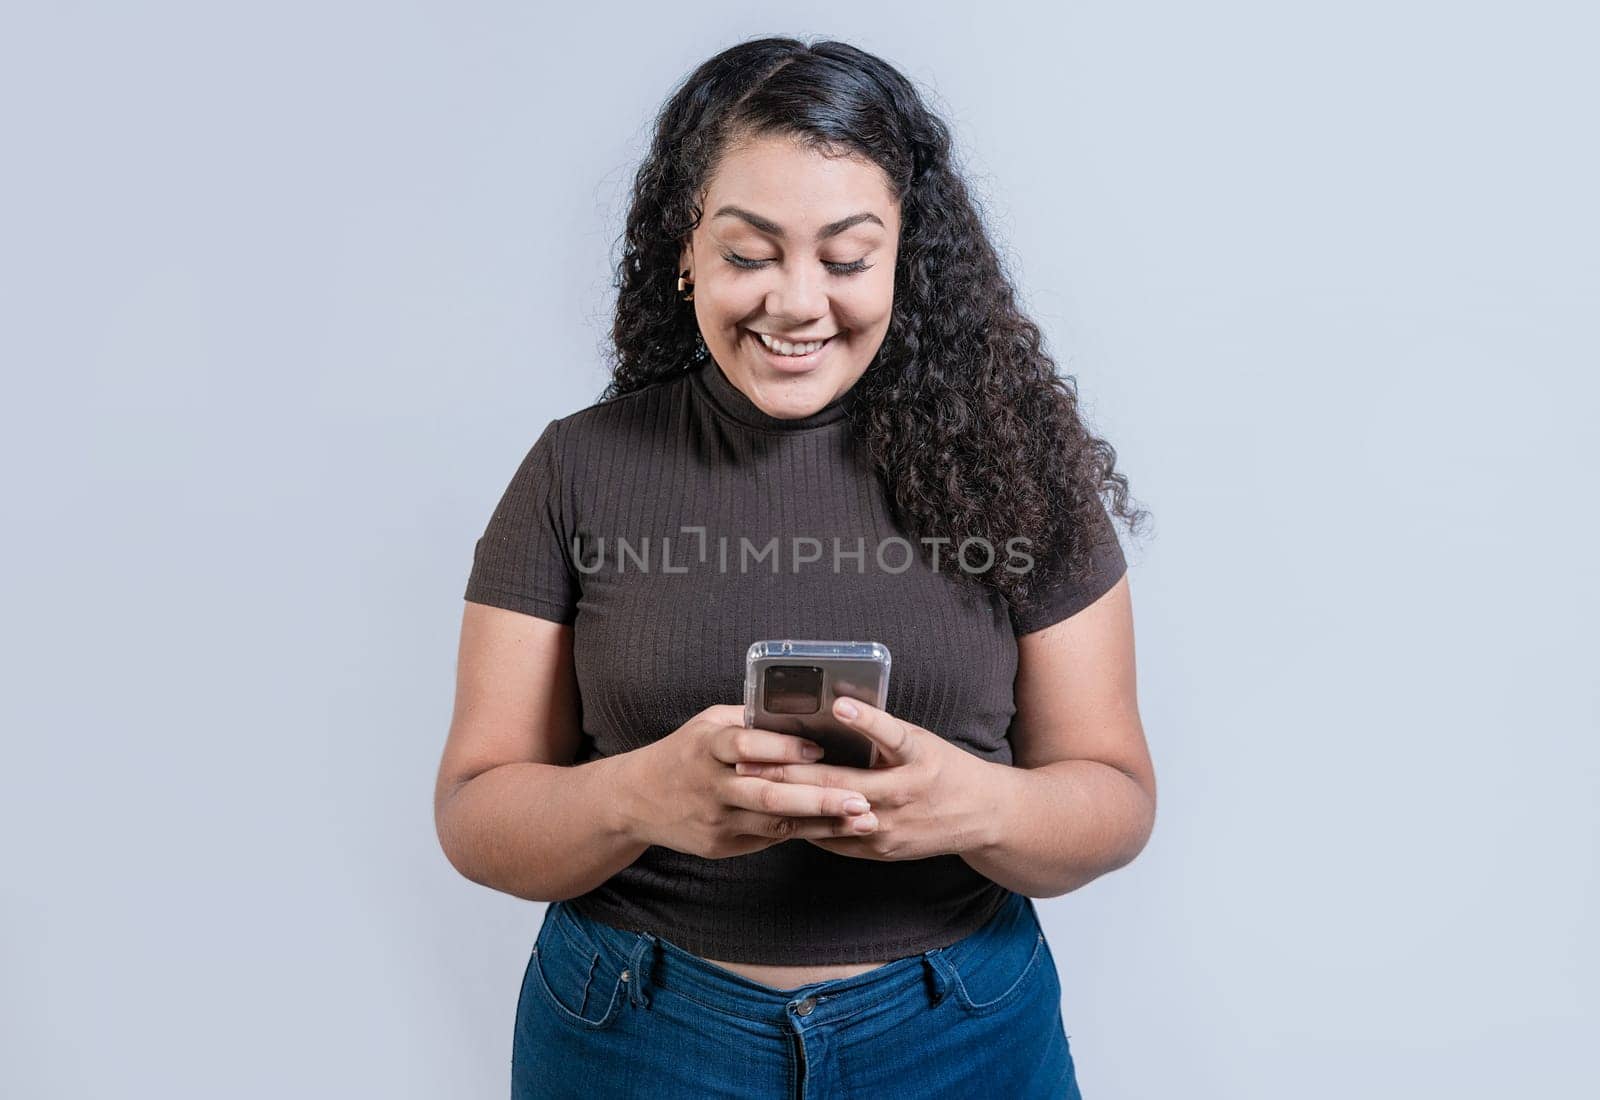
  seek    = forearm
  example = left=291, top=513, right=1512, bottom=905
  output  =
left=436, top=753, right=648, bottom=902
left=960, top=758, right=1155, bottom=897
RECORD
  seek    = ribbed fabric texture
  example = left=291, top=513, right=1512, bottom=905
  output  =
left=463, top=357, right=1128, bottom=963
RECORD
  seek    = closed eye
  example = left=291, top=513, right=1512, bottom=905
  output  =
left=723, top=251, right=872, bottom=276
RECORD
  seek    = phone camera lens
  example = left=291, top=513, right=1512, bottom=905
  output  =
left=765, top=665, right=822, bottom=715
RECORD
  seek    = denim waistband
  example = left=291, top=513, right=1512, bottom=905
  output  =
left=544, top=888, right=1036, bottom=1029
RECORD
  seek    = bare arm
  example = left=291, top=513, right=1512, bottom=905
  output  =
left=433, top=602, right=649, bottom=902
left=960, top=574, right=1158, bottom=897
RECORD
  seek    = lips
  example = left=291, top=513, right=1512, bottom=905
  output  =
left=742, top=330, right=826, bottom=373
left=751, top=330, right=836, bottom=356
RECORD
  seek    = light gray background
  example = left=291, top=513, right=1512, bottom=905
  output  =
left=3, top=3, right=1595, bottom=1097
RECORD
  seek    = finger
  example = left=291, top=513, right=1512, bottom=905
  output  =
left=831, top=696, right=914, bottom=767
left=712, top=726, right=825, bottom=767
left=734, top=761, right=882, bottom=801
left=725, top=775, right=872, bottom=819
left=728, top=809, right=879, bottom=840
left=702, top=703, right=748, bottom=727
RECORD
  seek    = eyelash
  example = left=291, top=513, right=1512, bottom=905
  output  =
left=722, top=251, right=873, bottom=276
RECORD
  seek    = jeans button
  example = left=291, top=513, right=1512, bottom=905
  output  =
left=794, top=995, right=817, bottom=1016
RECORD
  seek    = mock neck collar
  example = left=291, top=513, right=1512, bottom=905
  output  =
left=691, top=356, right=856, bottom=433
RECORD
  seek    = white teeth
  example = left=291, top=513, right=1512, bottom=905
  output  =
left=756, top=332, right=830, bottom=356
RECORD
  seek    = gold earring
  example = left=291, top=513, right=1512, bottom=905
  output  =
left=677, top=270, right=694, bottom=301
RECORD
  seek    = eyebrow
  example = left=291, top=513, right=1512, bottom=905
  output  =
left=710, top=205, right=884, bottom=241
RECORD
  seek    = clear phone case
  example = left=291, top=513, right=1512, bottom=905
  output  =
left=744, top=640, right=892, bottom=768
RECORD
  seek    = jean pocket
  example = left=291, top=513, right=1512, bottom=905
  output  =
left=940, top=893, right=1051, bottom=1016
left=526, top=904, right=631, bottom=1031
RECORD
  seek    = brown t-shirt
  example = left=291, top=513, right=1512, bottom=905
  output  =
left=463, top=356, right=1127, bottom=963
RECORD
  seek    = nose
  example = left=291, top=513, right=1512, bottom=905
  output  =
left=764, top=262, right=830, bottom=327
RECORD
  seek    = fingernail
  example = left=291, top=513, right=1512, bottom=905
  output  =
left=802, top=744, right=824, bottom=759
left=843, top=796, right=870, bottom=814
left=836, top=699, right=858, bottom=719
left=852, top=813, right=877, bottom=830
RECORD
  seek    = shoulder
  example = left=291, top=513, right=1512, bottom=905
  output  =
left=527, top=370, right=696, bottom=495
left=543, top=370, right=694, bottom=452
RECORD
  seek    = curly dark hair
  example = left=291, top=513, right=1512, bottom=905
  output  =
left=598, top=36, right=1149, bottom=614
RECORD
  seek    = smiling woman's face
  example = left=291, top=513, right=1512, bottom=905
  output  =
left=679, top=134, right=900, bottom=419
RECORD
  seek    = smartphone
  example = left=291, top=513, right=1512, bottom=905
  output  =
left=744, top=640, right=892, bottom=769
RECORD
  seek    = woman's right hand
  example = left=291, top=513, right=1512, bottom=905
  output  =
left=616, top=704, right=877, bottom=859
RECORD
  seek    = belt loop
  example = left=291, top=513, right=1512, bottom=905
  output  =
left=922, top=949, right=955, bottom=1006
left=626, top=932, right=656, bottom=1009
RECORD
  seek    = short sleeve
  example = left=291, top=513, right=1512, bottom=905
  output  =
left=463, top=419, right=580, bottom=624
left=1008, top=496, right=1128, bottom=636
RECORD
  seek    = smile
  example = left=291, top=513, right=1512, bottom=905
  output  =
left=747, top=329, right=837, bottom=370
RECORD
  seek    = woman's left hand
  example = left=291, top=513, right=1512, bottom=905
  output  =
left=734, top=697, right=998, bottom=861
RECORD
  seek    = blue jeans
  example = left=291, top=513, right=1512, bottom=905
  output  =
left=511, top=888, right=1081, bottom=1098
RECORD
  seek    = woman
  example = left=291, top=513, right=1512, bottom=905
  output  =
left=435, top=36, right=1156, bottom=1099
